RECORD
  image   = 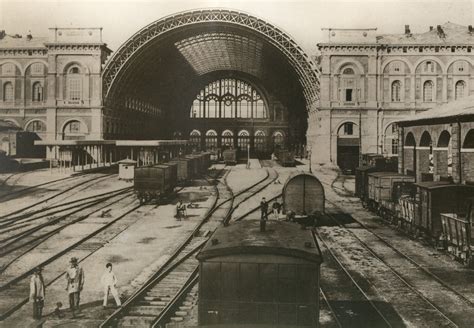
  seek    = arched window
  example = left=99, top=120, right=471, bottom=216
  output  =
left=26, top=120, right=46, bottom=132
left=190, top=79, right=267, bottom=119
left=63, top=120, right=86, bottom=140
left=254, top=130, right=266, bottom=152
left=190, top=130, right=201, bottom=146
left=32, top=82, right=43, bottom=102
left=237, top=130, right=250, bottom=150
left=3, top=82, right=14, bottom=101
left=342, top=67, right=355, bottom=75
left=273, top=131, right=285, bottom=149
left=391, top=80, right=402, bottom=102
left=31, top=63, right=44, bottom=75
left=221, top=130, right=234, bottom=148
left=67, top=66, right=82, bottom=101
left=455, top=80, right=465, bottom=100
left=384, top=123, right=398, bottom=155
left=1, top=63, right=15, bottom=76
left=341, top=122, right=354, bottom=136
left=423, top=81, right=433, bottom=102
left=205, top=130, right=218, bottom=150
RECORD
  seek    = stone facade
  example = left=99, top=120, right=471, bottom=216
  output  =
left=0, top=28, right=111, bottom=143
left=309, top=23, right=474, bottom=168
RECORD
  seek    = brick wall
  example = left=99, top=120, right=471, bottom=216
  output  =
left=461, top=152, right=474, bottom=183
left=433, top=149, right=448, bottom=181
left=416, top=148, right=431, bottom=181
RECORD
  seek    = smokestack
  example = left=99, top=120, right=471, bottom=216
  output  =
left=437, top=25, right=445, bottom=38
left=405, top=25, right=411, bottom=35
left=469, top=25, right=473, bottom=33
left=430, top=26, right=433, bottom=31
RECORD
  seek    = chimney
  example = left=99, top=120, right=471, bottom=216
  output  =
left=469, top=25, right=473, bottom=33
left=26, top=33, right=32, bottom=41
left=430, top=26, right=433, bottom=31
left=404, top=25, right=411, bottom=35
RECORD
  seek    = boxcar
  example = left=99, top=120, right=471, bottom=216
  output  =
left=223, top=149, right=237, bottom=165
left=134, top=163, right=177, bottom=203
left=367, top=172, right=415, bottom=211
left=168, top=158, right=192, bottom=182
left=282, top=172, right=325, bottom=225
left=276, top=149, right=295, bottom=167
left=186, top=155, right=200, bottom=177
left=414, top=182, right=474, bottom=245
left=197, top=220, right=323, bottom=327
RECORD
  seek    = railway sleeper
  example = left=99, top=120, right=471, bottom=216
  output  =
left=119, top=315, right=155, bottom=327
left=128, top=305, right=166, bottom=316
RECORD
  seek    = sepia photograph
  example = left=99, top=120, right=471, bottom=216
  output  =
left=0, top=0, right=473, bottom=327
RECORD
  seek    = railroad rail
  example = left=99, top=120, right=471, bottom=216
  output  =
left=321, top=200, right=469, bottom=327
left=0, top=196, right=142, bottom=321
left=0, top=172, right=117, bottom=219
left=101, top=163, right=282, bottom=327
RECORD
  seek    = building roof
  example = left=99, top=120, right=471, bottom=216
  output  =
left=197, top=220, right=323, bottom=263
left=396, top=95, right=474, bottom=125
left=0, top=35, right=47, bottom=49
left=379, top=22, right=474, bottom=45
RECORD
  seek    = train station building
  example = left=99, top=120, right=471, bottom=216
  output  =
left=1, top=10, right=474, bottom=168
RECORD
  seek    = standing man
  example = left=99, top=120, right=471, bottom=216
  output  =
left=272, top=201, right=281, bottom=220
left=29, top=267, right=45, bottom=319
left=101, top=263, right=122, bottom=308
left=260, top=197, right=268, bottom=231
left=65, top=257, right=84, bottom=317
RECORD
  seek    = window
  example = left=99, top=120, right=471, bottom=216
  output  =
left=273, top=131, right=284, bottom=148
left=31, top=63, right=44, bottom=75
left=392, top=139, right=399, bottom=155
left=345, top=89, right=353, bottom=102
left=67, top=66, right=82, bottom=101
left=343, top=122, right=354, bottom=136
left=3, top=82, right=14, bottom=101
left=391, top=81, right=402, bottom=102
left=455, top=81, right=465, bottom=100
left=189, top=79, right=267, bottom=119
left=205, top=130, right=218, bottom=149
left=237, top=130, right=250, bottom=150
left=26, top=120, right=46, bottom=132
left=254, top=130, right=266, bottom=152
left=221, top=130, right=234, bottom=147
left=342, top=67, right=354, bottom=75
left=66, top=121, right=81, bottom=133
left=423, top=81, right=434, bottom=102
left=425, top=61, right=434, bottom=73
left=32, top=82, right=43, bottom=102
left=1, top=63, right=15, bottom=75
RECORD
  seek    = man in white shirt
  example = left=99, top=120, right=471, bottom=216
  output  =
left=101, top=263, right=122, bottom=308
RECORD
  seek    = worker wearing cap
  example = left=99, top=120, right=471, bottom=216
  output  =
left=65, top=257, right=84, bottom=316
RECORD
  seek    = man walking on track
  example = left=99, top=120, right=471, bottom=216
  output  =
left=101, top=263, right=122, bottom=308
left=260, top=197, right=268, bottom=220
left=29, top=267, right=45, bottom=319
left=65, top=257, right=84, bottom=317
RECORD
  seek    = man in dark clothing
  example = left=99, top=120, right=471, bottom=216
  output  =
left=260, top=197, right=268, bottom=221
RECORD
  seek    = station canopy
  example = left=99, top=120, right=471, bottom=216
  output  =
left=102, top=10, right=319, bottom=121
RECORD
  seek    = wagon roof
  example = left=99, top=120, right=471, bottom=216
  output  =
left=197, top=220, right=322, bottom=263
left=367, top=171, right=402, bottom=177
left=414, top=181, right=474, bottom=189
left=282, top=171, right=322, bottom=188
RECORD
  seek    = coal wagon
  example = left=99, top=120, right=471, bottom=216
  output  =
left=134, top=163, right=178, bottom=204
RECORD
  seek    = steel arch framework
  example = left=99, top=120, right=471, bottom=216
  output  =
left=102, top=9, right=320, bottom=107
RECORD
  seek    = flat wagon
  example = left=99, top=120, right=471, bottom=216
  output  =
left=197, top=220, right=323, bottom=327
left=440, top=207, right=473, bottom=265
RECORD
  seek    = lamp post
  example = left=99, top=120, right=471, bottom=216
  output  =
left=247, top=143, right=250, bottom=169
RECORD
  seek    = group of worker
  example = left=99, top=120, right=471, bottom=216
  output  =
left=29, top=257, right=122, bottom=320
left=260, top=197, right=282, bottom=221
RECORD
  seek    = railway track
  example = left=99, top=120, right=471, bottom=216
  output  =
left=0, top=191, right=142, bottom=321
left=100, top=164, right=284, bottom=327
left=319, top=199, right=471, bottom=327
left=0, top=172, right=117, bottom=219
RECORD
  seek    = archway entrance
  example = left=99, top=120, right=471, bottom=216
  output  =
left=102, top=9, right=319, bottom=160
left=337, top=122, right=359, bottom=172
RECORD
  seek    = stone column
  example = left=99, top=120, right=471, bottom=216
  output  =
left=416, top=147, right=431, bottom=182
left=432, top=148, right=448, bottom=181
left=451, top=123, right=461, bottom=183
